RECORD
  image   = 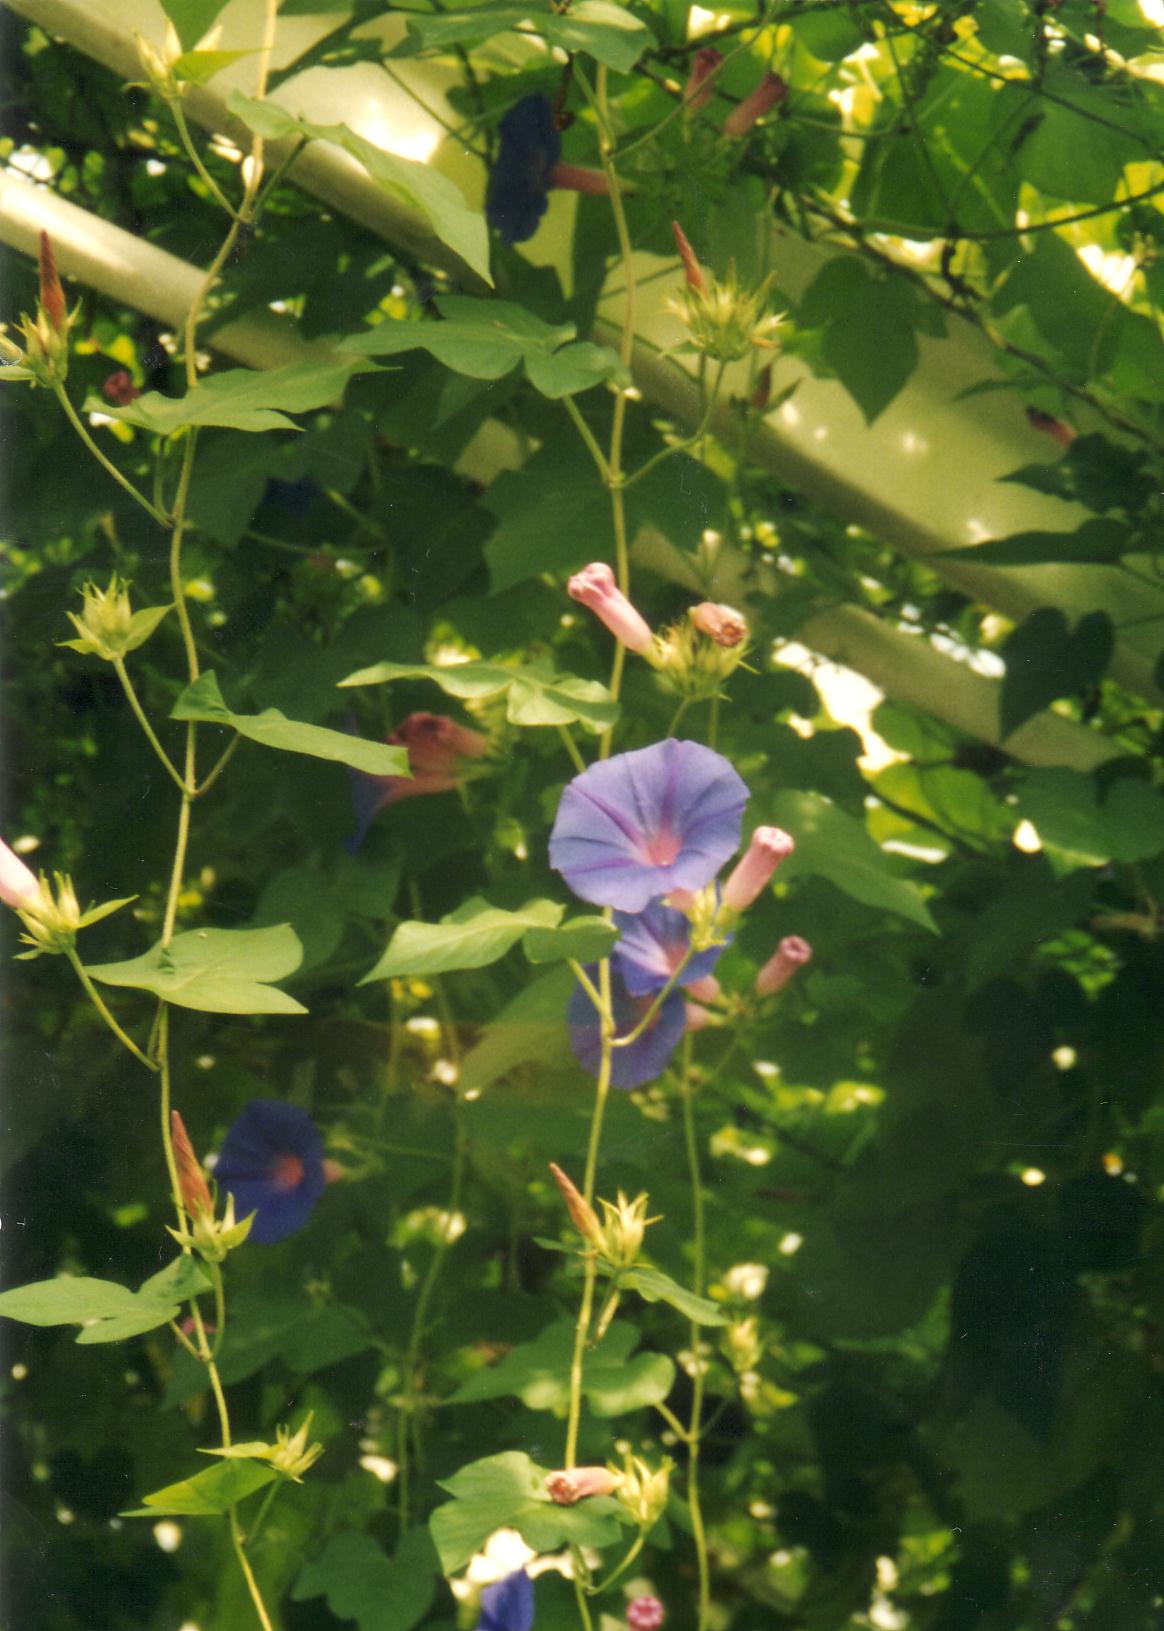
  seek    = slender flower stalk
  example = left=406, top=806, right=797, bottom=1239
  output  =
left=722, top=71, right=788, bottom=138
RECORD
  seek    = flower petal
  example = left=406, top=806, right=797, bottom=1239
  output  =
left=568, top=967, right=687, bottom=1090
left=613, top=901, right=725, bottom=997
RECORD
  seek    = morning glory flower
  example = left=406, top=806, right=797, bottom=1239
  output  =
left=549, top=739, right=748, bottom=913
left=613, top=900, right=724, bottom=998
left=487, top=95, right=609, bottom=245
left=214, top=1099, right=326, bottom=1245
left=568, top=966, right=687, bottom=1090
left=348, top=712, right=489, bottom=849
left=476, top=1569, right=534, bottom=1631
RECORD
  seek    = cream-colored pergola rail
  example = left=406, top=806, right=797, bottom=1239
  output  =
left=0, top=0, right=1150, bottom=773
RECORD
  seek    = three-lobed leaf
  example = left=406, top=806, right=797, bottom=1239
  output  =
left=171, top=672, right=410, bottom=776
left=292, top=1528, right=438, bottom=1631
left=998, top=608, right=1114, bottom=740
left=450, top=1318, right=676, bottom=1415
left=87, top=360, right=366, bottom=436
left=226, top=93, right=490, bottom=283
left=339, top=657, right=618, bottom=735
left=87, top=924, right=306, bottom=1015
left=362, top=897, right=563, bottom=983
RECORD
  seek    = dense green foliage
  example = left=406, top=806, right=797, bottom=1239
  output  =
left=2, top=3, right=1164, bottom=1630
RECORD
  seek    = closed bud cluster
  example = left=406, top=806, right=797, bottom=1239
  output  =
left=167, top=1184, right=255, bottom=1264
left=11, top=868, right=134, bottom=961
left=597, top=1189, right=660, bottom=1269
left=668, top=227, right=783, bottom=363
left=617, top=1454, right=672, bottom=1530
left=204, top=1413, right=323, bottom=1483
left=652, top=604, right=750, bottom=699
left=627, top=1597, right=666, bottom=1630
left=61, top=576, right=172, bottom=663
left=134, top=22, right=222, bottom=99
left=2, top=234, right=81, bottom=388
left=724, top=1314, right=763, bottom=1373
left=667, top=881, right=723, bottom=954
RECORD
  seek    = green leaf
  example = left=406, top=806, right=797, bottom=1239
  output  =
left=450, top=1318, right=676, bottom=1416
left=458, top=967, right=573, bottom=1095
left=0, top=1261, right=212, bottom=1346
left=338, top=657, right=618, bottom=735
left=619, top=1266, right=729, bottom=1326
left=226, top=93, right=490, bottom=283
left=170, top=671, right=409, bottom=775
left=292, top=1528, right=438, bottom=1631
left=160, top=0, right=231, bottom=51
left=362, top=897, right=563, bottom=982
left=429, top=1451, right=628, bottom=1574
left=401, top=1, right=652, bottom=72
left=798, top=259, right=929, bottom=422
left=1015, top=769, right=1164, bottom=869
left=999, top=608, right=1114, bottom=739
left=87, top=360, right=365, bottom=436
left=771, top=789, right=938, bottom=932
left=87, top=924, right=306, bottom=1015
left=937, top=518, right=1129, bottom=567
left=171, top=48, right=254, bottom=85
left=523, top=916, right=617, bottom=964
left=124, top=1459, right=276, bottom=1517
left=341, top=296, right=622, bottom=398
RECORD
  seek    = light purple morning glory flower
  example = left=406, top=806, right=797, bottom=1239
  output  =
left=549, top=739, right=748, bottom=913
left=568, top=966, right=687, bottom=1090
left=613, top=900, right=725, bottom=998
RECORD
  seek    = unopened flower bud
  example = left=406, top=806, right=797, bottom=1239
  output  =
left=685, top=1001, right=713, bottom=1031
left=751, top=362, right=772, bottom=413
left=628, top=1596, right=666, bottom=1630
left=546, top=1465, right=619, bottom=1504
left=0, top=837, right=40, bottom=912
left=671, top=222, right=705, bottom=293
left=1026, top=406, right=1076, bottom=447
left=203, top=1413, right=323, bottom=1483
left=61, top=576, right=172, bottom=663
left=597, top=1189, right=660, bottom=1269
left=101, top=370, right=141, bottom=406
left=755, top=934, right=812, bottom=996
left=549, top=162, right=611, bottom=196
left=722, top=71, right=788, bottom=139
left=618, top=1455, right=672, bottom=1530
left=568, top=563, right=655, bottom=655
left=171, top=1110, right=213, bottom=1221
left=722, top=827, right=795, bottom=914
left=38, top=232, right=67, bottom=336
left=689, top=602, right=747, bottom=648
left=549, top=1161, right=603, bottom=1247
left=683, top=47, right=723, bottom=112
left=684, top=973, right=721, bottom=1004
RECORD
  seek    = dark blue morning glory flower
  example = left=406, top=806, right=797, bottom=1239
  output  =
left=613, top=899, right=725, bottom=998
left=486, top=95, right=562, bottom=244
left=569, top=965, right=687, bottom=1090
left=476, top=1569, right=535, bottom=1631
left=214, top=1099, right=326, bottom=1245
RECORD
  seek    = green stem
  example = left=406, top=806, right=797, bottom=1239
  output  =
left=112, top=658, right=188, bottom=794
left=623, top=363, right=725, bottom=493
left=209, top=1261, right=227, bottom=1360
left=195, top=734, right=241, bottom=798
left=558, top=725, right=588, bottom=775
left=66, top=948, right=157, bottom=1071
left=52, top=385, right=170, bottom=529
left=230, top=1512, right=277, bottom=1631
left=561, top=396, right=611, bottom=482
left=653, top=1399, right=690, bottom=1442
left=568, top=959, right=606, bottom=1016
left=665, top=697, right=692, bottom=738
left=588, top=1532, right=645, bottom=1596
left=612, top=947, right=694, bottom=1047
left=681, top=1040, right=712, bottom=1631
left=243, top=1481, right=282, bottom=1547
left=572, top=1573, right=596, bottom=1631
left=171, top=98, right=240, bottom=218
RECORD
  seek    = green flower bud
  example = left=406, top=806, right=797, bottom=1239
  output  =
left=14, top=872, right=135, bottom=960
left=596, top=1189, right=660, bottom=1269
left=61, top=576, right=172, bottom=663
left=617, top=1454, right=672, bottom=1530
left=669, top=255, right=784, bottom=364
left=202, top=1412, right=324, bottom=1483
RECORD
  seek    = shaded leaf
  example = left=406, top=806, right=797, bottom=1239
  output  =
left=160, top=0, right=231, bottom=51
left=292, top=1528, right=438, bottom=1631
left=401, top=2, right=652, bottom=72
left=999, top=608, right=1114, bottom=739
left=523, top=916, right=617, bottom=964
left=450, top=1318, right=675, bottom=1416
left=937, top=518, right=1129, bottom=567
left=1015, top=769, right=1164, bottom=868
left=429, top=1451, right=628, bottom=1574
left=124, top=1459, right=276, bottom=1517
left=771, top=789, right=938, bottom=931
left=171, top=672, right=409, bottom=775
left=87, top=360, right=364, bottom=435
left=619, top=1266, right=729, bottom=1326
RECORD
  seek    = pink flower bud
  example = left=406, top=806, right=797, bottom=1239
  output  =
left=671, top=222, right=706, bottom=293
left=546, top=1465, right=619, bottom=1504
left=684, top=973, right=721, bottom=1004
left=689, top=602, right=747, bottom=648
left=683, top=47, right=724, bottom=111
left=628, top=1597, right=665, bottom=1630
left=722, top=71, right=788, bottom=138
left=722, top=826, right=795, bottom=913
left=0, top=837, right=40, bottom=911
left=171, top=1110, right=213, bottom=1221
left=685, top=1001, right=713, bottom=1031
left=568, top=562, right=655, bottom=655
left=549, top=162, right=612, bottom=196
left=549, top=1161, right=603, bottom=1246
left=755, top=934, right=812, bottom=996
left=38, top=231, right=67, bottom=335
left=1025, top=406, right=1076, bottom=447
left=369, top=713, right=491, bottom=808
